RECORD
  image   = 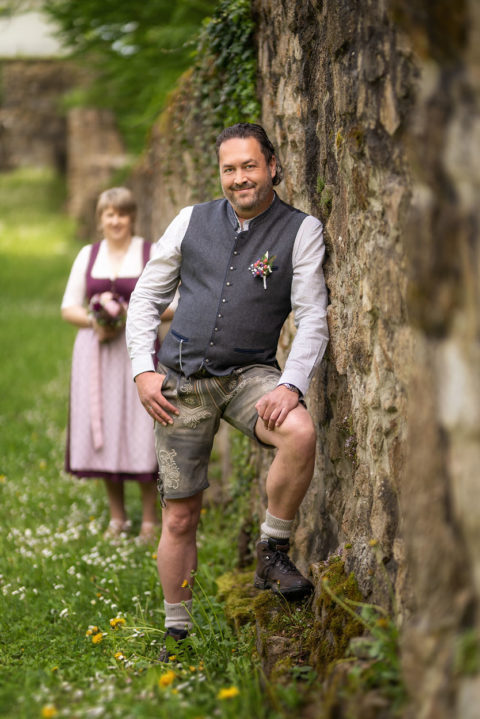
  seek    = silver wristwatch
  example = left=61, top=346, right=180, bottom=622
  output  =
left=280, top=382, right=301, bottom=397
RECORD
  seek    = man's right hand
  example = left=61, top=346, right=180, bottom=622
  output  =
left=135, top=371, right=179, bottom=426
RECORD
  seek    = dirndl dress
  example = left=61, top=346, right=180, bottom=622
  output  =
left=65, top=240, right=158, bottom=483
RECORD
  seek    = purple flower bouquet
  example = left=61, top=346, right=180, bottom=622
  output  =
left=88, top=291, right=128, bottom=329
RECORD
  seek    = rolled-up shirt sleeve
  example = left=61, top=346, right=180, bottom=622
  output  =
left=126, top=207, right=192, bottom=378
left=278, top=215, right=329, bottom=396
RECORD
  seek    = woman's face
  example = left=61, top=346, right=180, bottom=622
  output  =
left=100, top=206, right=132, bottom=244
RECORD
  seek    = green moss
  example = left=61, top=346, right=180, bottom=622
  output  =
left=216, top=569, right=257, bottom=631
left=309, top=559, right=364, bottom=677
left=454, top=629, right=480, bottom=676
left=316, top=175, right=326, bottom=194
left=319, top=185, right=333, bottom=216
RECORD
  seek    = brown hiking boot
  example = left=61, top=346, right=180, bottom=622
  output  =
left=157, top=626, right=189, bottom=663
left=254, top=538, right=314, bottom=600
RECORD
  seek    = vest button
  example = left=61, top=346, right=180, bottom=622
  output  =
left=233, top=251, right=238, bottom=255
left=217, top=313, right=222, bottom=318
left=226, top=282, right=231, bottom=286
left=210, top=341, right=214, bottom=346
left=222, top=298, right=226, bottom=303
left=229, top=266, right=234, bottom=270
left=214, top=327, right=218, bottom=331
left=205, top=359, right=210, bottom=364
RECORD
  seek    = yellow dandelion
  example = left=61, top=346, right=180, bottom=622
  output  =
left=368, top=538, right=379, bottom=547
left=172, top=689, right=179, bottom=695
left=110, top=617, right=126, bottom=629
left=181, top=579, right=189, bottom=588
left=168, top=655, right=176, bottom=662
left=41, top=706, right=58, bottom=718
left=85, top=625, right=99, bottom=636
left=189, top=665, right=197, bottom=672
left=0, top=475, right=6, bottom=483
left=376, top=617, right=390, bottom=629
left=39, top=459, right=47, bottom=470
left=51, top=666, right=58, bottom=672
left=92, top=632, right=103, bottom=644
left=217, top=686, right=240, bottom=700
left=96, top=592, right=102, bottom=598
left=200, top=508, right=207, bottom=515
left=158, top=670, right=176, bottom=687
left=152, top=553, right=157, bottom=560
left=198, top=661, right=204, bottom=671
left=114, top=651, right=126, bottom=661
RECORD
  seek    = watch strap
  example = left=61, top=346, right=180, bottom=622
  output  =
left=280, top=382, right=302, bottom=397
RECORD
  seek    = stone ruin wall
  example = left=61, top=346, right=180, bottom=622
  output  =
left=254, top=0, right=414, bottom=614
left=0, top=59, right=79, bottom=171
left=129, top=1, right=480, bottom=715
left=0, top=60, right=128, bottom=240
left=253, top=1, right=480, bottom=718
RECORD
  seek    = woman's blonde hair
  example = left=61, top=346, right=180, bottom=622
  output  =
left=96, top=187, right=137, bottom=232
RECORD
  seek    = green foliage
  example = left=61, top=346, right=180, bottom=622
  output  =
left=322, top=572, right=407, bottom=712
left=454, top=629, right=480, bottom=677
left=192, top=0, right=260, bottom=133
left=152, top=0, right=261, bottom=202
left=43, top=0, right=217, bottom=152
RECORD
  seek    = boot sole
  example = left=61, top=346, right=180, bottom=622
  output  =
left=254, top=575, right=313, bottom=600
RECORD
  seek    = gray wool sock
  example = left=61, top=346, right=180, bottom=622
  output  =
left=260, top=510, right=293, bottom=541
left=164, top=599, right=193, bottom=630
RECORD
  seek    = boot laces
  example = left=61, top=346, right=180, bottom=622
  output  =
left=269, top=549, right=299, bottom=575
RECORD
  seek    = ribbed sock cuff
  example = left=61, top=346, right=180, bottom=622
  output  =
left=260, top=510, right=293, bottom=541
left=164, top=599, right=193, bottom=630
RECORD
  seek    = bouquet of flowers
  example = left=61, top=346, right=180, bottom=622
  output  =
left=88, top=291, right=128, bottom=329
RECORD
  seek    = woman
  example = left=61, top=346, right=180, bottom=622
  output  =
left=61, top=187, right=173, bottom=542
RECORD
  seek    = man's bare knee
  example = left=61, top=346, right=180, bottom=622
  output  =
left=163, top=499, right=201, bottom=539
left=283, top=411, right=316, bottom=455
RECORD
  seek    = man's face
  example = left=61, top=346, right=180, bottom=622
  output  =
left=218, top=137, right=276, bottom=219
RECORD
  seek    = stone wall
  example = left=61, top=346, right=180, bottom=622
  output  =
left=0, top=60, right=79, bottom=171
left=66, top=107, right=128, bottom=237
left=254, top=0, right=413, bottom=608
left=127, top=1, right=479, bottom=715
left=253, top=1, right=480, bottom=717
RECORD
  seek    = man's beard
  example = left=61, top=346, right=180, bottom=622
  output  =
left=226, top=182, right=272, bottom=215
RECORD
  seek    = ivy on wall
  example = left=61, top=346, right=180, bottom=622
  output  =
left=192, top=0, right=260, bottom=134
left=157, top=0, right=261, bottom=201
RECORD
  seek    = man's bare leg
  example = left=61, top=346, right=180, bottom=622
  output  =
left=255, top=404, right=316, bottom=520
left=156, top=493, right=203, bottom=604
left=254, top=405, right=316, bottom=599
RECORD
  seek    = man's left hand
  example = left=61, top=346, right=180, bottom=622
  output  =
left=255, top=385, right=299, bottom=431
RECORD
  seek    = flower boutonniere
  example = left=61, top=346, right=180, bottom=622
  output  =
left=249, top=251, right=276, bottom=290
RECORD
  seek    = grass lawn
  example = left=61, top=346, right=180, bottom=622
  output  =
left=0, top=169, right=306, bottom=719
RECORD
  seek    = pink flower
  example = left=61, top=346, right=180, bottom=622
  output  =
left=248, top=251, right=276, bottom=290
left=89, top=292, right=127, bottom=328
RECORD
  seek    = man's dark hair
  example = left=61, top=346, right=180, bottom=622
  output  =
left=215, top=122, right=283, bottom=186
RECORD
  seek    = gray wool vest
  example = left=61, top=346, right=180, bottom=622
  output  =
left=157, top=195, right=307, bottom=377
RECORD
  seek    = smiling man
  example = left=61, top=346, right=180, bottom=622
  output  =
left=126, top=123, right=329, bottom=660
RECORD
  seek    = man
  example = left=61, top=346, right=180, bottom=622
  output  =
left=126, top=122, right=328, bottom=657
